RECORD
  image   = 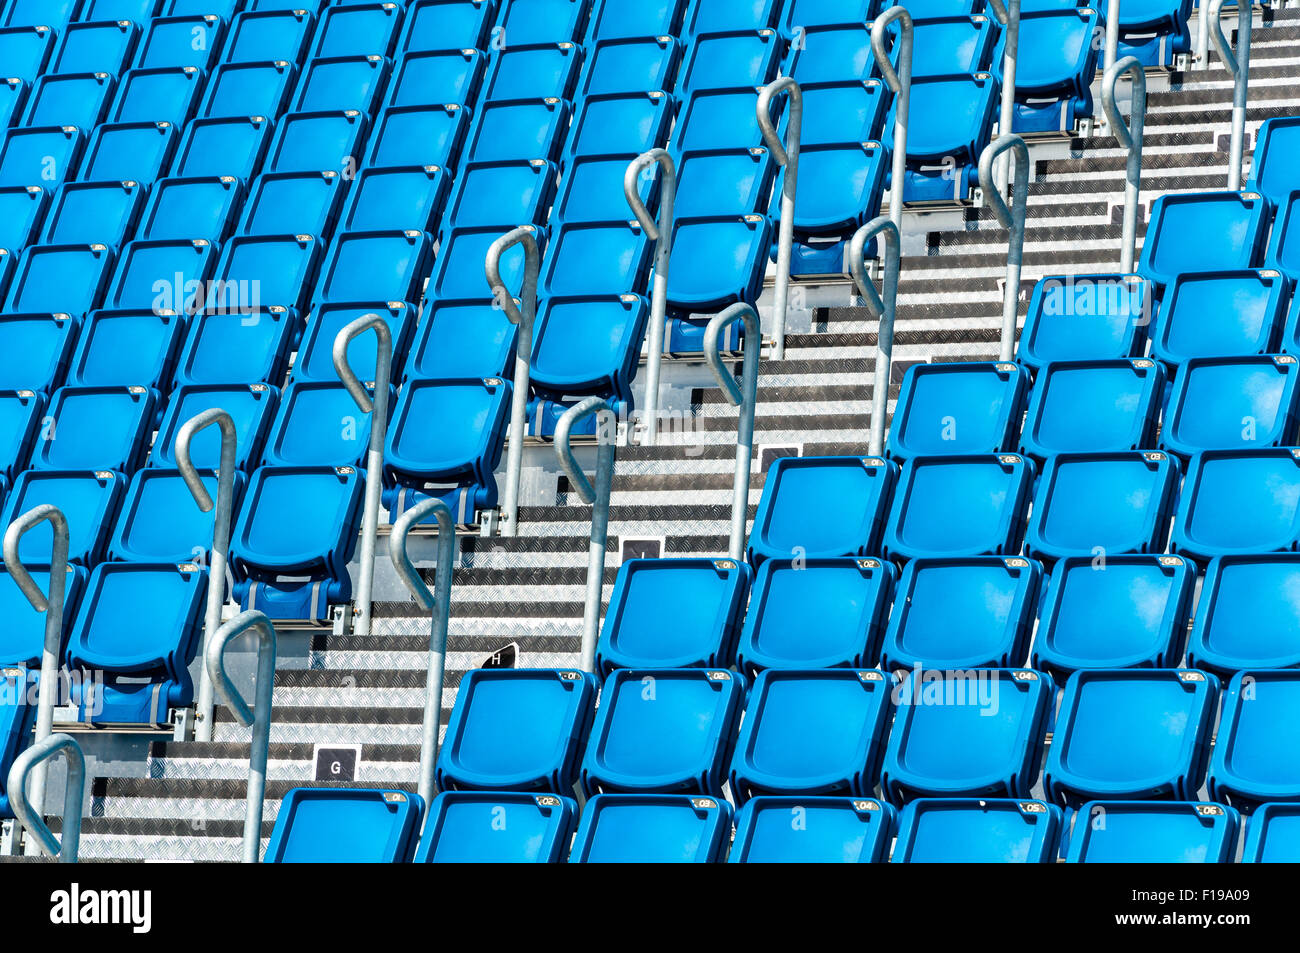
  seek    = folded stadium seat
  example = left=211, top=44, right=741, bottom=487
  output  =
left=444, top=158, right=557, bottom=227
left=577, top=36, right=680, bottom=98
left=109, top=466, right=245, bottom=562
left=677, top=28, right=781, bottom=94
left=480, top=41, right=583, bottom=103
left=313, top=229, right=431, bottom=306
left=1242, top=803, right=1300, bottom=862
left=50, top=19, right=140, bottom=75
left=992, top=7, right=1099, bottom=134
left=1150, top=269, right=1288, bottom=367
left=785, top=23, right=872, bottom=86
left=0, top=565, right=87, bottom=666
left=30, top=385, right=156, bottom=473
left=0, top=313, right=82, bottom=392
left=1266, top=191, right=1300, bottom=280
left=435, top=668, right=598, bottom=792
left=0, top=184, right=48, bottom=253
left=260, top=380, right=390, bottom=469
left=801, top=79, right=892, bottom=146
left=236, top=171, right=344, bottom=240
left=1209, top=670, right=1300, bottom=808
left=1250, top=116, right=1300, bottom=210
left=735, top=557, right=895, bottom=674
left=82, top=0, right=160, bottom=19
left=529, top=294, right=649, bottom=404
left=729, top=668, right=893, bottom=801
left=387, top=49, right=486, bottom=107
left=0, top=25, right=56, bottom=85
left=540, top=220, right=653, bottom=299
left=1018, top=274, right=1152, bottom=373
left=264, top=788, right=424, bottom=863
left=3, top=0, right=83, bottom=29
left=495, top=0, right=590, bottom=45
left=774, top=138, right=889, bottom=268
left=1111, top=0, right=1193, bottom=68
left=1189, top=555, right=1300, bottom=675
left=21, top=71, right=116, bottom=130
left=0, top=389, right=44, bottom=482
left=104, top=237, right=218, bottom=312
left=171, top=309, right=295, bottom=390
left=223, top=8, right=316, bottom=65
left=564, top=90, right=675, bottom=160
left=40, top=181, right=145, bottom=248
left=1019, top=359, right=1164, bottom=461
left=338, top=165, right=448, bottom=235
left=0, top=125, right=85, bottom=188
left=134, top=14, right=224, bottom=71
left=427, top=223, right=539, bottom=300
left=415, top=792, right=578, bottom=863
left=594, top=558, right=751, bottom=674
left=6, top=243, right=114, bottom=317
left=729, top=796, right=894, bottom=863
left=135, top=176, right=244, bottom=244
left=230, top=464, right=364, bottom=618
left=552, top=153, right=656, bottom=224
left=886, top=362, right=1028, bottom=462
left=311, top=1, right=403, bottom=59
left=397, top=0, right=498, bottom=56
left=683, top=0, right=781, bottom=36
left=455, top=95, right=574, bottom=163
left=265, top=109, right=369, bottom=174
left=404, top=299, right=515, bottom=382
left=891, top=798, right=1063, bottom=862
left=1025, top=451, right=1178, bottom=563
left=211, top=233, right=323, bottom=320
left=171, top=115, right=272, bottom=182
left=672, top=85, right=771, bottom=154
left=382, top=378, right=511, bottom=522
left=65, top=561, right=207, bottom=725
left=1172, top=449, right=1300, bottom=560
left=891, top=72, right=998, bottom=202
left=570, top=794, right=733, bottom=863
left=1163, top=355, right=1300, bottom=460
left=292, top=54, right=391, bottom=115
left=107, top=66, right=205, bottom=128
left=1046, top=668, right=1219, bottom=805
left=882, top=453, right=1034, bottom=562
left=580, top=667, right=745, bottom=796
left=879, top=556, right=1041, bottom=671
left=1064, top=800, right=1239, bottom=863
left=198, top=60, right=299, bottom=120
left=891, top=15, right=999, bottom=79
left=1139, top=191, right=1270, bottom=289
left=150, top=383, right=278, bottom=471
left=296, top=301, right=415, bottom=384
left=881, top=668, right=1054, bottom=802
left=671, top=147, right=777, bottom=220
left=664, top=214, right=772, bottom=317
left=81, top=121, right=178, bottom=184
left=1033, top=554, right=1195, bottom=678
left=2, top=468, right=126, bottom=566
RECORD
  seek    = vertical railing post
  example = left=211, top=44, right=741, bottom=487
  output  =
left=625, top=149, right=675, bottom=445
left=1104, top=0, right=1121, bottom=70
left=849, top=217, right=902, bottom=457
left=1102, top=56, right=1148, bottom=273
left=756, top=77, right=802, bottom=361
left=388, top=498, right=455, bottom=807
left=7, top=733, right=84, bottom=862
left=175, top=408, right=237, bottom=742
left=1196, top=0, right=1211, bottom=69
left=985, top=0, right=1022, bottom=191
left=333, top=314, right=394, bottom=637
left=205, top=609, right=276, bottom=864
left=703, top=303, right=760, bottom=560
left=555, top=397, right=616, bottom=673
left=3, top=505, right=70, bottom=831
left=978, top=134, right=1031, bottom=362
left=1209, top=0, right=1251, bottom=190
left=486, top=225, right=541, bottom=538
left=872, top=7, right=913, bottom=231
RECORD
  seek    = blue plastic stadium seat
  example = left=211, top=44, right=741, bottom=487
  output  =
left=540, top=220, right=652, bottom=299
left=1242, top=802, right=1300, bottom=862
left=428, top=223, right=538, bottom=300
left=0, top=389, right=44, bottom=481
left=462, top=97, right=571, bottom=165
left=1189, top=554, right=1300, bottom=675
left=893, top=72, right=998, bottom=202
left=580, top=667, right=745, bottom=796
left=1018, top=273, right=1151, bottom=372
left=436, top=668, right=598, bottom=792
left=481, top=41, right=583, bottom=102
left=1139, top=190, right=1269, bottom=288
left=136, top=176, right=244, bottom=243
left=673, top=86, right=768, bottom=153
left=0, top=565, right=87, bottom=666
left=1248, top=115, right=1300, bottom=209
left=1020, top=359, right=1163, bottom=460
left=415, top=791, right=577, bottom=863
left=162, top=0, right=239, bottom=17
left=900, top=15, right=998, bottom=78
left=0, top=667, right=35, bottom=816
left=883, top=453, right=1033, bottom=562
left=1033, top=554, right=1195, bottom=677
left=134, top=14, right=223, bottom=71
left=50, top=20, right=139, bottom=75
left=587, top=0, right=685, bottom=39
left=110, top=466, right=245, bottom=563
left=569, top=793, right=732, bottom=863
left=1026, top=451, right=1177, bottom=562
left=596, top=558, right=750, bottom=674
left=405, top=300, right=515, bottom=382
left=1112, top=0, right=1193, bottom=67
left=22, top=71, right=116, bottom=130
left=891, top=798, right=1062, bottom=862
left=6, top=243, right=113, bottom=316
left=313, top=229, right=430, bottom=306
left=82, top=121, right=178, bottom=184
left=748, top=455, right=898, bottom=563
left=398, top=0, right=498, bottom=56
left=1046, top=668, right=1219, bottom=805
left=200, top=61, right=299, bottom=120
left=445, top=158, right=556, bottom=227
left=339, top=165, right=447, bottom=235
left=171, top=115, right=271, bottom=182
left=678, top=28, right=780, bottom=94
left=296, top=301, right=414, bottom=384
left=778, top=139, right=887, bottom=242
left=107, top=66, right=204, bottom=127
left=311, top=1, right=403, bottom=59
left=260, top=380, right=385, bottom=468
left=579, top=36, right=679, bottom=97
left=495, top=0, right=589, bottom=45
left=566, top=90, right=674, bottom=161
left=995, top=8, right=1099, bottom=133
left=152, top=383, right=278, bottom=471
left=553, top=153, right=655, bottom=225
left=213, top=233, right=323, bottom=317
left=786, top=22, right=871, bottom=84
left=4, top=0, right=83, bottom=29
left=0, top=312, right=82, bottom=391
left=729, top=796, right=893, bottom=863
left=265, top=788, right=423, bottom=863
left=367, top=103, right=467, bottom=168
left=683, top=0, right=781, bottom=37
left=40, top=180, right=144, bottom=248
left=31, top=385, right=155, bottom=473
left=665, top=214, right=771, bottom=312
left=0, top=125, right=85, bottom=188
left=1150, top=269, right=1287, bottom=366
left=293, top=54, right=391, bottom=115
left=531, top=294, right=649, bottom=402
left=0, top=185, right=48, bottom=253
left=266, top=109, right=369, bottom=175
left=0, top=25, right=56, bottom=85
left=1172, top=449, right=1300, bottom=559
left=1065, top=801, right=1239, bottom=863
left=1209, top=670, right=1300, bottom=808
left=224, top=8, right=316, bottom=65
left=173, top=308, right=296, bottom=388
left=800, top=79, right=890, bottom=149
left=730, top=668, right=892, bottom=800
left=887, top=361, right=1027, bottom=461
left=1267, top=192, right=1300, bottom=280
left=1163, top=355, right=1300, bottom=458
left=104, top=237, right=217, bottom=312
left=387, top=49, right=485, bottom=107
left=881, top=556, right=1041, bottom=671
left=3, top=469, right=124, bottom=565
left=674, top=148, right=776, bottom=219
left=237, top=171, right=344, bottom=239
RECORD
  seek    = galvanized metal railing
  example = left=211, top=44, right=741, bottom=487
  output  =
left=625, top=148, right=675, bottom=444
left=1102, top=56, right=1148, bottom=273
left=7, top=732, right=84, bottom=862
left=388, top=497, right=455, bottom=807
left=871, top=6, right=912, bottom=230
left=1208, top=0, right=1252, bottom=190
left=985, top=0, right=1022, bottom=191
left=486, top=225, right=541, bottom=537
left=205, top=609, right=276, bottom=864
left=333, top=314, right=394, bottom=636
left=849, top=216, right=902, bottom=457
left=704, top=303, right=760, bottom=560
left=175, top=408, right=237, bottom=742
left=1104, top=0, right=1121, bottom=70
left=757, top=76, right=802, bottom=361
left=978, top=134, right=1030, bottom=362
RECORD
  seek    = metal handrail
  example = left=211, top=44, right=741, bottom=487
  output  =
left=978, top=134, right=1030, bottom=363
left=1104, top=0, right=1120, bottom=71
left=704, top=303, right=760, bottom=560
left=984, top=0, right=1021, bottom=192
left=555, top=397, right=616, bottom=673
left=625, top=148, right=675, bottom=445
left=175, top=408, right=237, bottom=742
left=1208, top=0, right=1251, bottom=190
left=849, top=216, right=902, bottom=457
left=3, top=505, right=70, bottom=828
left=871, top=6, right=912, bottom=230
left=757, top=76, right=801, bottom=362
left=1102, top=56, right=1147, bottom=273
left=205, top=609, right=276, bottom=864
left=333, top=313, right=394, bottom=636
left=485, top=225, right=541, bottom=537
left=388, top=497, right=454, bottom=807
left=7, top=732, right=84, bottom=862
